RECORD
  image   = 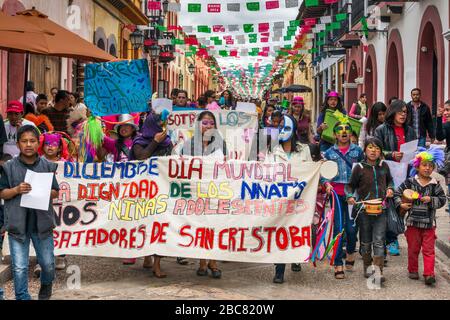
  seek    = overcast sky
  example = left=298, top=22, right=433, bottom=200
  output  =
left=178, top=0, right=302, bottom=70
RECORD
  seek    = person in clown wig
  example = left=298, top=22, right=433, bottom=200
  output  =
left=394, top=147, right=446, bottom=286
left=265, top=114, right=312, bottom=284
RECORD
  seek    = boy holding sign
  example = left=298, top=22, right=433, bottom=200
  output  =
left=0, top=125, right=60, bottom=300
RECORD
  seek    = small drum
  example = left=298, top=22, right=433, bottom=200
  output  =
left=364, top=199, right=383, bottom=215
left=400, top=189, right=419, bottom=216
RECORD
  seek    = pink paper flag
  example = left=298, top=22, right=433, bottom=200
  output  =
left=304, top=18, right=316, bottom=26
left=226, top=39, right=234, bottom=45
left=213, top=25, right=225, bottom=32
left=147, top=1, right=161, bottom=10
left=262, top=46, right=270, bottom=52
left=261, top=38, right=269, bottom=43
left=223, top=35, right=232, bottom=40
left=230, top=50, right=238, bottom=57
left=258, top=23, right=270, bottom=32
left=266, top=1, right=280, bottom=9
left=261, top=32, right=270, bottom=37
left=324, top=0, right=338, bottom=3
left=207, top=4, right=221, bottom=13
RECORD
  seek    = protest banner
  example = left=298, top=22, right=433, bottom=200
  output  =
left=167, top=110, right=260, bottom=160
left=52, top=157, right=332, bottom=263
left=84, top=59, right=152, bottom=116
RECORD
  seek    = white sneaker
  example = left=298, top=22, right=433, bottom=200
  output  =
left=55, top=256, right=67, bottom=270
left=34, top=264, right=41, bottom=278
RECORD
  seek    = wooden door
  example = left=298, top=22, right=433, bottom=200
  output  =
left=29, top=54, right=61, bottom=97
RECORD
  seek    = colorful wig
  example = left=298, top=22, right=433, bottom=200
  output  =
left=409, top=147, right=445, bottom=176
left=78, top=116, right=105, bottom=163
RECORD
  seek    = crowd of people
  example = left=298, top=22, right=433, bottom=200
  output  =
left=0, top=81, right=448, bottom=300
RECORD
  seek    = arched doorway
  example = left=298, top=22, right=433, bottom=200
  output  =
left=346, top=60, right=358, bottom=111
left=417, top=6, right=445, bottom=117
left=364, top=45, right=377, bottom=111
left=364, top=56, right=374, bottom=108
left=385, top=29, right=404, bottom=105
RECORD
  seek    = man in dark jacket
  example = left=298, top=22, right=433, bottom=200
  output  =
left=406, top=88, right=435, bottom=147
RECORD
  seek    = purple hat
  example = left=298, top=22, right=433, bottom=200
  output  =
left=327, top=91, right=339, bottom=98
left=292, top=96, right=304, bottom=104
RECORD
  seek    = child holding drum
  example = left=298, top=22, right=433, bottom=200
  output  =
left=394, top=147, right=446, bottom=286
left=322, top=121, right=364, bottom=279
left=345, top=137, right=395, bottom=283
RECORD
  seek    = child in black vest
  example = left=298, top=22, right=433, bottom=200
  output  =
left=0, top=125, right=59, bottom=300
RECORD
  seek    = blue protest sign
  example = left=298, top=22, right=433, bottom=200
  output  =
left=84, top=59, right=152, bottom=116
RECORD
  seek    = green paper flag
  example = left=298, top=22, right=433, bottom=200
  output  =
left=318, top=31, right=326, bottom=38
left=305, top=0, right=319, bottom=7
left=219, top=50, right=228, bottom=57
left=289, top=20, right=300, bottom=27
left=361, top=17, right=369, bottom=37
left=188, top=3, right=201, bottom=12
left=284, top=35, right=292, bottom=41
left=214, top=39, right=223, bottom=45
left=156, top=25, right=167, bottom=31
left=244, top=24, right=254, bottom=33
left=246, top=2, right=260, bottom=11
left=316, top=40, right=325, bottom=46
left=197, top=25, right=211, bottom=33
left=331, top=21, right=341, bottom=30
left=185, top=52, right=193, bottom=57
left=308, top=48, right=318, bottom=53
left=335, top=13, right=347, bottom=22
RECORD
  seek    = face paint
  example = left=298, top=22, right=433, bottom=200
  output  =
left=333, top=124, right=351, bottom=135
left=278, top=115, right=295, bottom=143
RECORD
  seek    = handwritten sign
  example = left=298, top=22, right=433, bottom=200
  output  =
left=167, top=110, right=259, bottom=160
left=52, top=157, right=327, bottom=263
left=84, top=59, right=152, bottom=116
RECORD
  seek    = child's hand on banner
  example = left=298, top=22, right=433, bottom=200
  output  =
left=15, top=182, right=32, bottom=195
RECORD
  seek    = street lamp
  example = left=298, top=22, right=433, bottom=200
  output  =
left=188, top=63, right=195, bottom=74
left=298, top=60, right=307, bottom=73
left=130, top=29, right=145, bottom=49
left=162, top=0, right=169, bottom=13
left=149, top=44, right=161, bottom=59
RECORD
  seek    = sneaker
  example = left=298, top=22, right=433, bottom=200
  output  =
left=34, top=264, right=41, bottom=278
left=291, top=263, right=302, bottom=272
left=424, top=276, right=436, bottom=285
left=387, top=243, right=400, bottom=256
left=273, top=274, right=284, bottom=284
left=408, top=272, right=420, bottom=280
left=55, top=257, right=67, bottom=270
left=38, top=283, right=53, bottom=300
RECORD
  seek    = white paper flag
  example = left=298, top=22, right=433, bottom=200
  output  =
left=182, top=26, right=193, bottom=33
left=285, top=0, right=299, bottom=8
left=167, top=2, right=181, bottom=12
left=320, top=16, right=332, bottom=24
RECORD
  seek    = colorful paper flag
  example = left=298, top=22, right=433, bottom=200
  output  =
left=258, top=23, right=270, bottom=33
left=335, top=13, right=347, bottom=22
left=304, top=18, right=317, bottom=26
left=261, top=38, right=269, bottom=43
left=325, top=0, right=339, bottom=3
left=207, top=4, right=221, bottom=13
left=227, top=3, right=241, bottom=12
left=305, top=0, right=319, bottom=7
left=213, top=25, right=225, bottom=32
left=188, top=3, right=201, bottom=12
left=197, top=26, right=211, bottom=33
left=246, top=2, right=260, bottom=11
left=266, top=1, right=279, bottom=9
left=167, top=2, right=181, bottom=12
left=285, top=0, right=299, bottom=8
left=244, top=24, right=254, bottom=33
left=147, top=1, right=161, bottom=10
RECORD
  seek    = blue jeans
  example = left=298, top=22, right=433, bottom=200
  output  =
left=358, top=212, right=387, bottom=257
left=333, top=195, right=357, bottom=266
left=0, top=287, right=4, bottom=299
left=418, top=136, right=426, bottom=148
left=9, top=234, right=55, bottom=300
